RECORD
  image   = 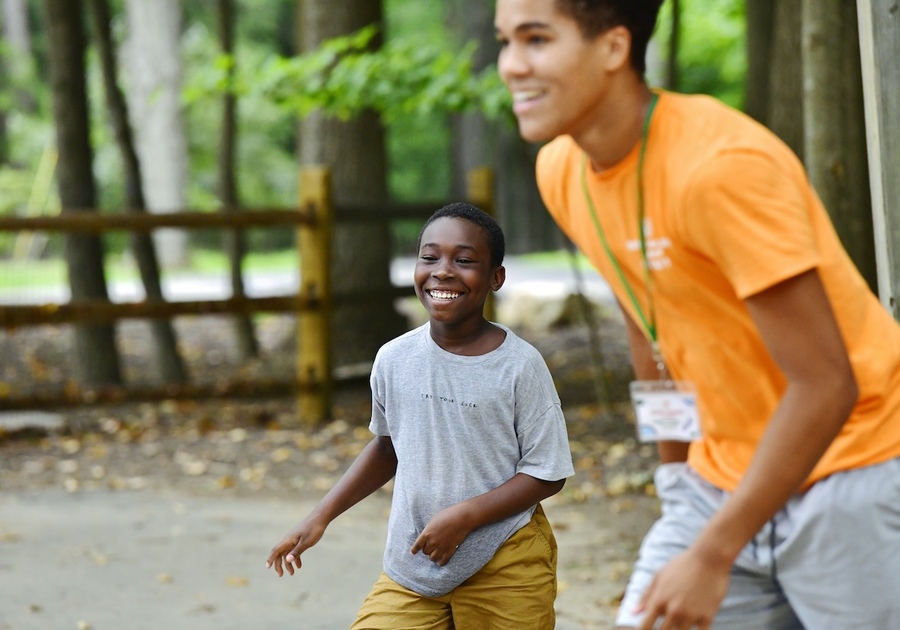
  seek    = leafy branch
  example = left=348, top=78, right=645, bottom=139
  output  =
left=185, top=24, right=513, bottom=123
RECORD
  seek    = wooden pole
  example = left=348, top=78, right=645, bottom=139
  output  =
left=297, top=166, right=333, bottom=425
left=466, top=166, right=496, bottom=321
left=857, top=0, right=900, bottom=319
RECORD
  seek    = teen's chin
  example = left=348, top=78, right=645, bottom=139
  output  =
left=514, top=117, right=559, bottom=143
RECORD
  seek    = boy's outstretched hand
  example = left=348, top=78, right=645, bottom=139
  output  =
left=265, top=516, right=327, bottom=577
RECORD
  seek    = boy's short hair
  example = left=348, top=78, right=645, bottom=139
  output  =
left=555, top=0, right=665, bottom=75
left=416, top=202, right=506, bottom=269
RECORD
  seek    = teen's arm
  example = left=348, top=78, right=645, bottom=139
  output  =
left=266, top=435, right=397, bottom=577
left=410, top=473, right=565, bottom=566
left=619, top=302, right=690, bottom=464
left=636, top=269, right=858, bottom=629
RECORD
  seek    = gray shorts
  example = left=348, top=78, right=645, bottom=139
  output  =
left=615, top=457, right=900, bottom=629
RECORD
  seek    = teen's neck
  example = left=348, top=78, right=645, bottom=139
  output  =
left=577, top=82, right=654, bottom=173
left=429, top=319, right=506, bottom=356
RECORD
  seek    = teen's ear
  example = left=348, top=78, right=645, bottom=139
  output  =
left=491, top=266, right=507, bottom=292
left=600, top=25, right=632, bottom=72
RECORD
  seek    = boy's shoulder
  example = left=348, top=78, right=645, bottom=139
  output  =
left=376, top=323, right=428, bottom=357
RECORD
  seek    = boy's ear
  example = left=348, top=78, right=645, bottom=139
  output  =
left=600, top=25, right=633, bottom=72
left=491, top=266, right=506, bottom=292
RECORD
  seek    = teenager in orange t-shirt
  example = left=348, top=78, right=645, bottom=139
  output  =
left=495, top=1, right=900, bottom=628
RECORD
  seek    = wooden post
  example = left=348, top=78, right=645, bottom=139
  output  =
left=467, top=166, right=497, bottom=321
left=297, top=166, right=333, bottom=425
left=857, top=0, right=900, bottom=319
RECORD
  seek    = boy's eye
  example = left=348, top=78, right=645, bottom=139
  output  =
left=456, top=258, right=474, bottom=264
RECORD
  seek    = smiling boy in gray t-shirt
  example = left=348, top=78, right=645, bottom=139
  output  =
left=267, top=202, right=574, bottom=629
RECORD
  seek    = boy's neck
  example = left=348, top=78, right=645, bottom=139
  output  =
left=578, top=81, right=655, bottom=173
left=429, top=319, right=506, bottom=356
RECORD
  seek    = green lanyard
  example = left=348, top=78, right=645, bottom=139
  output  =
left=580, top=92, right=662, bottom=364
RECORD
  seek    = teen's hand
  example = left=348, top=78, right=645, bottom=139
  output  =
left=410, top=504, right=472, bottom=566
left=265, top=516, right=327, bottom=577
left=636, top=548, right=730, bottom=630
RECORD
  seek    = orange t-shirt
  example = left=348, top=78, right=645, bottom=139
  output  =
left=536, top=90, right=900, bottom=491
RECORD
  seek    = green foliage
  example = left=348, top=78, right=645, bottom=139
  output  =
left=187, top=25, right=511, bottom=124
left=656, top=0, right=746, bottom=107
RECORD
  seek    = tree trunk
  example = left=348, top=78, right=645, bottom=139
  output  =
left=43, top=0, right=122, bottom=386
left=447, top=0, right=494, bottom=199
left=744, top=0, right=775, bottom=123
left=87, top=0, right=188, bottom=383
left=765, top=1, right=804, bottom=160
left=665, top=0, right=680, bottom=90
left=297, top=0, right=405, bottom=367
left=216, top=0, right=258, bottom=360
left=123, top=0, right=189, bottom=269
left=801, top=0, right=876, bottom=291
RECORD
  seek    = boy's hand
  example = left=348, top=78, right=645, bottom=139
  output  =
left=410, top=504, right=472, bottom=566
left=265, top=517, right=326, bottom=577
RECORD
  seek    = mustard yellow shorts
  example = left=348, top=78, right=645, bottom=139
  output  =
left=350, top=504, right=558, bottom=630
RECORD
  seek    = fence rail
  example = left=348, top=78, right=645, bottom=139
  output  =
left=0, top=165, right=494, bottom=423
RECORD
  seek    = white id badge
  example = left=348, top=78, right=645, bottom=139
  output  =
left=629, top=380, right=702, bottom=442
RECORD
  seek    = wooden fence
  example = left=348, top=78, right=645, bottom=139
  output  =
left=0, top=165, right=495, bottom=424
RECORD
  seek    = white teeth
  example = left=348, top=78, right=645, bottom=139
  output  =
left=429, top=290, right=460, bottom=300
left=513, top=90, right=543, bottom=103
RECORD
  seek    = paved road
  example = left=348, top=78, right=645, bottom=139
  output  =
left=0, top=488, right=655, bottom=630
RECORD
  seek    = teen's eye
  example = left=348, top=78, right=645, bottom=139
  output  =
left=456, top=258, right=474, bottom=264
left=419, top=254, right=437, bottom=262
left=527, top=34, right=548, bottom=47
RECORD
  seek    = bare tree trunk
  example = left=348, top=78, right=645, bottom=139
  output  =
left=297, top=0, right=405, bottom=368
left=801, top=0, right=876, bottom=290
left=665, top=0, right=680, bottom=90
left=766, top=0, right=804, bottom=160
left=447, top=0, right=494, bottom=199
left=744, top=0, right=776, bottom=122
left=217, top=0, right=258, bottom=360
left=87, top=0, right=188, bottom=383
left=123, top=0, right=189, bottom=269
left=43, top=0, right=122, bottom=386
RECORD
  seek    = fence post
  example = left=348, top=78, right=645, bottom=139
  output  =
left=466, top=166, right=496, bottom=321
left=297, top=166, right=333, bottom=425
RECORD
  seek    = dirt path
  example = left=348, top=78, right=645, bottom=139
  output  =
left=1, top=318, right=662, bottom=628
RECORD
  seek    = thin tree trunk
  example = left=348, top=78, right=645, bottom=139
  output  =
left=87, top=0, right=188, bottom=383
left=665, top=0, right=680, bottom=90
left=217, top=0, right=258, bottom=359
left=43, top=0, right=122, bottom=386
left=801, top=0, right=876, bottom=291
left=744, top=0, right=775, bottom=122
left=766, top=0, right=804, bottom=160
left=123, top=0, right=190, bottom=269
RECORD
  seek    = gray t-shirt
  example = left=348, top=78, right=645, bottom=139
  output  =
left=369, top=323, right=575, bottom=597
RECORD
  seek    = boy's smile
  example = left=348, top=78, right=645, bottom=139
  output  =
left=414, top=217, right=505, bottom=332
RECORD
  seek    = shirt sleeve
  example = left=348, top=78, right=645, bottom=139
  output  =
left=682, top=149, right=820, bottom=299
left=514, top=354, right=575, bottom=482
left=368, top=352, right=391, bottom=437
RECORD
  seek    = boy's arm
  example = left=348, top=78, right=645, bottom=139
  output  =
left=636, top=269, right=858, bottom=629
left=619, top=301, right=690, bottom=464
left=266, top=435, right=397, bottom=577
left=410, top=472, right=565, bottom=566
